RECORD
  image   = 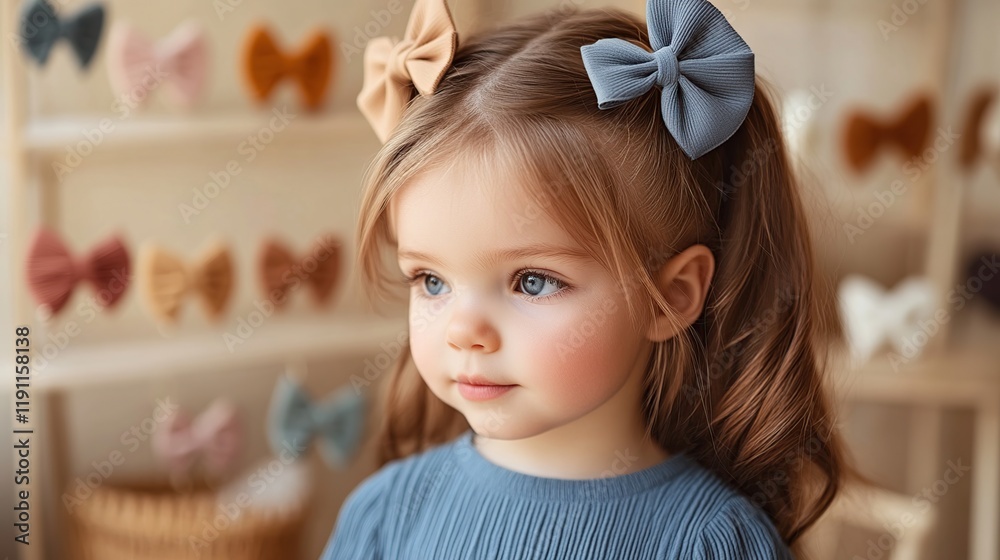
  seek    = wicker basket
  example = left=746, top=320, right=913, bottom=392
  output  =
left=70, top=479, right=306, bottom=560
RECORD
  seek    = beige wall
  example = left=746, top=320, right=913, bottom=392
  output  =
left=2, top=0, right=999, bottom=558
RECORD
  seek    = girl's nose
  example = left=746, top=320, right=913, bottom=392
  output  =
left=446, top=300, right=500, bottom=353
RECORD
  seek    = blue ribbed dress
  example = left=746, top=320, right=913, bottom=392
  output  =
left=320, top=429, right=793, bottom=559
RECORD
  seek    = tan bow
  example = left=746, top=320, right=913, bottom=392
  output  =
left=356, top=0, right=458, bottom=143
left=139, top=240, right=234, bottom=323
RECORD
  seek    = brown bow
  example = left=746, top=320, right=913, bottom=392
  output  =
left=844, top=95, right=933, bottom=173
left=139, top=240, right=234, bottom=323
left=357, top=0, right=457, bottom=142
left=959, top=87, right=997, bottom=171
left=242, top=25, right=333, bottom=111
left=259, top=235, right=341, bottom=309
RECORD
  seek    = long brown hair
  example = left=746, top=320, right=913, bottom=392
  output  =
left=355, top=5, right=855, bottom=549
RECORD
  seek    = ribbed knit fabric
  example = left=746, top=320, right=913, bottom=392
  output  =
left=320, top=429, right=793, bottom=559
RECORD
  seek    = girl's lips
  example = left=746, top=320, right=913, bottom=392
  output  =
left=456, top=382, right=517, bottom=401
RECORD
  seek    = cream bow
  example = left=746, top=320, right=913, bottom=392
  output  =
left=837, top=274, right=937, bottom=367
left=356, top=0, right=458, bottom=143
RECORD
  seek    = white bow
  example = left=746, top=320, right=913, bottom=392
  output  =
left=837, top=274, right=937, bottom=367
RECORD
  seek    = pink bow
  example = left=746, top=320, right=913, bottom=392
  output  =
left=25, top=228, right=130, bottom=316
left=106, top=20, right=208, bottom=109
left=152, top=399, right=243, bottom=479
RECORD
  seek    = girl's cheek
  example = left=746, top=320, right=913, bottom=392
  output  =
left=528, top=305, right=629, bottom=404
left=408, top=299, right=448, bottom=382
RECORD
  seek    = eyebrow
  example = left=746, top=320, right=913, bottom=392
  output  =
left=397, top=244, right=593, bottom=270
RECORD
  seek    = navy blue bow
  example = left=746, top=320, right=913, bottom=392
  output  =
left=580, top=0, right=755, bottom=159
left=20, top=0, right=105, bottom=69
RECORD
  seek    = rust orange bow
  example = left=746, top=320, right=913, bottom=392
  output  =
left=843, top=95, right=933, bottom=173
left=959, top=88, right=997, bottom=171
left=139, top=240, right=234, bottom=323
left=25, top=228, right=130, bottom=315
left=242, top=25, right=333, bottom=111
left=259, top=235, right=341, bottom=309
left=357, top=0, right=457, bottom=142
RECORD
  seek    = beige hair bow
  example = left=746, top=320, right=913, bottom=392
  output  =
left=356, top=0, right=458, bottom=143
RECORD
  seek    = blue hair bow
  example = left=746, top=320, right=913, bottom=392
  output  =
left=580, top=0, right=755, bottom=159
left=266, top=373, right=366, bottom=470
left=20, top=0, right=105, bottom=69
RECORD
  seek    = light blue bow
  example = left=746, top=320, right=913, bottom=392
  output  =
left=266, top=374, right=365, bottom=469
left=580, top=0, right=755, bottom=159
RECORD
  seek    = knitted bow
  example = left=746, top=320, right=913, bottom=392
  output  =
left=357, top=0, right=458, bottom=142
left=580, top=0, right=755, bottom=160
left=844, top=95, right=933, bottom=173
left=152, top=398, right=243, bottom=480
left=20, top=0, right=105, bottom=69
left=106, top=21, right=208, bottom=109
left=242, top=25, right=333, bottom=111
left=25, top=228, right=130, bottom=315
left=139, top=240, right=234, bottom=323
left=267, top=374, right=365, bottom=469
left=259, top=235, right=341, bottom=309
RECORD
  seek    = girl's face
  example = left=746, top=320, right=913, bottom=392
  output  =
left=391, top=162, right=654, bottom=441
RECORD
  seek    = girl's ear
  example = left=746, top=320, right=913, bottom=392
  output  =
left=646, top=244, right=715, bottom=342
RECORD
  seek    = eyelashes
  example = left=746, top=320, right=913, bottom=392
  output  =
left=403, top=269, right=571, bottom=302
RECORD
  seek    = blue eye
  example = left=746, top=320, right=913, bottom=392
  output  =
left=421, top=274, right=444, bottom=296
left=517, top=271, right=562, bottom=298
left=403, top=269, right=570, bottom=302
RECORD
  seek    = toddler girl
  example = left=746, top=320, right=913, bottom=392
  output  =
left=322, top=0, right=847, bottom=557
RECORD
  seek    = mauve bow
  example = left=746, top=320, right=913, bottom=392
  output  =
left=259, top=235, right=341, bottom=309
left=139, top=240, right=234, bottom=323
left=844, top=95, right=933, bottom=173
left=106, top=21, right=208, bottom=109
left=267, top=374, right=365, bottom=469
left=580, top=0, right=755, bottom=160
left=25, top=228, right=130, bottom=315
left=357, top=0, right=458, bottom=143
left=242, top=25, right=333, bottom=111
left=20, top=0, right=105, bottom=69
left=152, top=399, right=243, bottom=478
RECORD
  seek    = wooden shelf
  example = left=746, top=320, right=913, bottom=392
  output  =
left=31, top=314, right=406, bottom=391
left=835, top=347, right=1000, bottom=407
left=18, top=109, right=372, bottom=154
